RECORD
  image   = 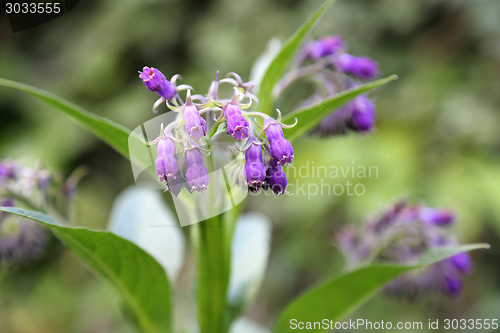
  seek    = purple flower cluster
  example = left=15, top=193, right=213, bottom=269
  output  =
left=337, top=200, right=472, bottom=300
left=274, top=35, right=380, bottom=136
left=0, top=159, right=82, bottom=266
left=0, top=201, right=48, bottom=266
left=140, top=68, right=296, bottom=196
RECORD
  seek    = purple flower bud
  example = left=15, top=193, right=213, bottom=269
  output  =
left=264, top=120, right=294, bottom=165
left=184, top=105, right=206, bottom=140
left=0, top=197, right=14, bottom=208
left=139, top=66, right=176, bottom=99
left=449, top=252, right=472, bottom=274
left=444, top=274, right=463, bottom=297
left=351, top=95, right=376, bottom=132
left=266, top=157, right=287, bottom=196
left=155, top=137, right=178, bottom=183
left=185, top=148, right=209, bottom=193
left=337, top=54, right=378, bottom=80
left=224, top=104, right=249, bottom=141
left=244, top=143, right=266, bottom=189
left=309, top=35, right=344, bottom=60
left=0, top=162, right=16, bottom=181
left=420, top=207, right=455, bottom=226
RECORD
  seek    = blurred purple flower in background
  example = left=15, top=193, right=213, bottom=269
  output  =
left=0, top=205, right=48, bottom=266
left=337, top=53, right=379, bottom=80
left=337, top=200, right=473, bottom=300
left=308, top=35, right=344, bottom=60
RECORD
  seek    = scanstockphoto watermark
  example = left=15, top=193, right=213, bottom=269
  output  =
left=290, top=318, right=423, bottom=331
left=250, top=160, right=379, bottom=200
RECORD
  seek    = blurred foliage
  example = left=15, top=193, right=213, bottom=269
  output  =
left=1, top=0, right=500, bottom=332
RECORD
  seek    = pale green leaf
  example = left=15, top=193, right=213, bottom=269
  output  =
left=0, top=206, right=172, bottom=333
left=283, top=75, right=398, bottom=142
left=273, top=243, right=489, bottom=333
left=257, top=0, right=336, bottom=115
left=0, top=78, right=131, bottom=158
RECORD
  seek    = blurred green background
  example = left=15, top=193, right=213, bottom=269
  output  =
left=1, top=0, right=500, bottom=332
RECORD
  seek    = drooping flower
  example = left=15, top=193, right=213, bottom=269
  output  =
left=351, top=95, right=376, bottom=132
left=139, top=66, right=176, bottom=99
left=184, top=148, right=209, bottom=193
left=419, top=207, right=455, bottom=226
left=0, top=161, right=16, bottom=181
left=224, top=103, right=250, bottom=141
left=337, top=200, right=473, bottom=300
left=265, top=157, right=287, bottom=196
left=155, top=137, right=178, bottom=183
left=244, top=142, right=266, bottom=190
left=183, top=104, right=207, bottom=140
left=315, top=95, right=376, bottom=136
left=449, top=252, right=472, bottom=274
left=309, top=35, right=344, bottom=60
left=264, top=117, right=294, bottom=166
left=337, top=54, right=378, bottom=80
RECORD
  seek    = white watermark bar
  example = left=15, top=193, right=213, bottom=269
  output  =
left=290, top=318, right=499, bottom=330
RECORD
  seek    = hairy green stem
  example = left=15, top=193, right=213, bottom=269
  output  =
left=195, top=214, right=232, bottom=333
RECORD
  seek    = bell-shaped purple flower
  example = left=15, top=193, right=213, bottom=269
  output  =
left=0, top=162, right=15, bottom=180
left=449, top=252, right=472, bottom=274
left=337, top=54, right=378, bottom=80
left=224, top=104, right=249, bottom=141
left=244, top=143, right=266, bottom=190
left=309, top=35, right=344, bottom=60
left=351, top=95, right=376, bottom=132
left=139, top=66, right=176, bottom=99
left=420, top=207, right=455, bottom=226
left=185, top=148, right=209, bottom=193
left=266, top=157, right=287, bottom=196
left=444, top=274, right=463, bottom=297
left=155, top=137, right=178, bottom=183
left=264, top=120, right=294, bottom=165
left=184, top=105, right=206, bottom=140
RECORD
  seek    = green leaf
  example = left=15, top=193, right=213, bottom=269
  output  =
left=0, top=78, right=131, bottom=158
left=108, top=186, right=185, bottom=282
left=257, top=0, right=336, bottom=115
left=273, top=243, right=489, bottom=333
left=282, top=75, right=398, bottom=142
left=0, top=206, right=172, bottom=333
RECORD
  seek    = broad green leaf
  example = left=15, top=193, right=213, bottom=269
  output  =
left=0, top=206, right=172, bottom=333
left=257, top=0, right=336, bottom=115
left=108, top=186, right=185, bottom=282
left=282, top=75, right=398, bottom=142
left=273, top=243, right=489, bottom=333
left=0, top=78, right=131, bottom=158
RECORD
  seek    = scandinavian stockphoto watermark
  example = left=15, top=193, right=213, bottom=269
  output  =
left=250, top=160, right=378, bottom=199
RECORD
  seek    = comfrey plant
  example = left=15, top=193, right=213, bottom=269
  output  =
left=0, top=1, right=487, bottom=333
left=337, top=200, right=472, bottom=300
